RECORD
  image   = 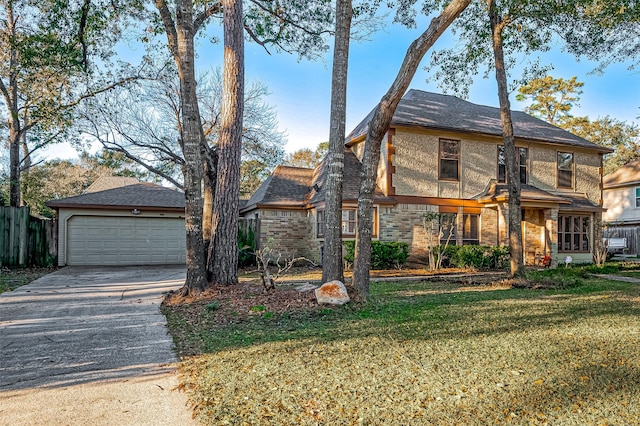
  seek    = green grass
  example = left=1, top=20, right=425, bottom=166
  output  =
left=164, top=274, right=640, bottom=425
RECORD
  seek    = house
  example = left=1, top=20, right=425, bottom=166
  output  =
left=47, top=178, right=186, bottom=266
left=602, top=159, right=640, bottom=255
left=242, top=90, right=611, bottom=267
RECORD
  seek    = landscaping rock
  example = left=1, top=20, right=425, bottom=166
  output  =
left=315, top=280, right=350, bottom=305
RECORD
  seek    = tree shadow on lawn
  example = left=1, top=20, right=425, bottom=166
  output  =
left=170, top=280, right=639, bottom=357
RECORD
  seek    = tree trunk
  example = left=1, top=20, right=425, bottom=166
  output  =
left=208, top=0, right=244, bottom=286
left=352, top=0, right=470, bottom=302
left=155, top=0, right=208, bottom=294
left=322, top=0, right=352, bottom=284
left=202, top=149, right=217, bottom=262
left=489, top=0, right=524, bottom=277
left=4, top=1, right=21, bottom=207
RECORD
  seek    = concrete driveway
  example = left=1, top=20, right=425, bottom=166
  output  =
left=0, top=265, right=196, bottom=425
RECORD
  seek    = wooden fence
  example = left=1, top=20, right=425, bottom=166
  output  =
left=603, top=226, right=640, bottom=256
left=0, top=206, right=56, bottom=267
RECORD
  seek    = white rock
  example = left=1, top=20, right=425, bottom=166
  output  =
left=314, top=280, right=350, bottom=305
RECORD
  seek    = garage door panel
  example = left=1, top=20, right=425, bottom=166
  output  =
left=67, top=216, right=186, bottom=266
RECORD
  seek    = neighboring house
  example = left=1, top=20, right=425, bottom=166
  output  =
left=47, top=178, right=186, bottom=266
left=602, top=159, right=640, bottom=255
left=242, top=90, right=611, bottom=267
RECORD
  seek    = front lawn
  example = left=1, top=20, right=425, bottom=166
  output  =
left=163, top=273, right=640, bottom=425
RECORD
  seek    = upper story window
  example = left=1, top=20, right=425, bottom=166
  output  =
left=557, top=152, right=574, bottom=189
left=439, top=139, right=460, bottom=181
left=497, top=145, right=528, bottom=184
left=636, top=188, right=640, bottom=208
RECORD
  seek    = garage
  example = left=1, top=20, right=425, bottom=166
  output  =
left=66, top=216, right=186, bottom=266
left=47, top=178, right=186, bottom=266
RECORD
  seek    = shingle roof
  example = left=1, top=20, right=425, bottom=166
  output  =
left=603, top=158, right=640, bottom=188
left=241, top=150, right=392, bottom=213
left=307, top=149, right=393, bottom=205
left=474, top=181, right=570, bottom=204
left=242, top=165, right=315, bottom=211
left=85, top=176, right=140, bottom=193
left=474, top=180, right=604, bottom=211
left=347, top=90, right=612, bottom=153
left=46, top=183, right=185, bottom=210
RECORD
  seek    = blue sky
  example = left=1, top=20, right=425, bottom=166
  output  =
left=44, top=8, right=639, bottom=160
left=212, top=16, right=639, bottom=155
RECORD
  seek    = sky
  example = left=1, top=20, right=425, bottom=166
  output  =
left=41, top=7, right=639, bottom=161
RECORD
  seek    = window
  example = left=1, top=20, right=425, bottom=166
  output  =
left=439, top=139, right=460, bottom=181
left=316, top=209, right=325, bottom=238
left=461, top=214, right=479, bottom=245
left=342, top=209, right=356, bottom=235
left=636, top=188, right=640, bottom=208
left=439, top=213, right=479, bottom=245
left=558, top=215, right=590, bottom=252
left=439, top=213, right=457, bottom=245
left=557, top=152, right=574, bottom=188
left=497, top=146, right=528, bottom=184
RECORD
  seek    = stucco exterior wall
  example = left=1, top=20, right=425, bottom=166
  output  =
left=55, top=208, right=185, bottom=267
left=575, top=152, right=602, bottom=204
left=603, top=185, right=640, bottom=224
left=529, top=146, right=556, bottom=191
left=461, top=140, right=497, bottom=197
left=392, top=132, right=439, bottom=197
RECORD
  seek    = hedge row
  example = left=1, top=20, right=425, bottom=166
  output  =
left=436, top=244, right=510, bottom=270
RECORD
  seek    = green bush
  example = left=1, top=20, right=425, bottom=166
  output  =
left=432, top=244, right=509, bottom=270
left=526, top=267, right=587, bottom=288
left=343, top=241, right=409, bottom=270
left=237, top=226, right=256, bottom=267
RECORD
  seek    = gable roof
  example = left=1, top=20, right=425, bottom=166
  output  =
left=46, top=183, right=185, bottom=210
left=347, top=89, right=612, bottom=153
left=241, top=150, right=392, bottom=213
left=306, top=149, right=393, bottom=205
left=85, top=176, right=140, bottom=193
left=603, top=159, right=640, bottom=188
left=242, top=165, right=315, bottom=211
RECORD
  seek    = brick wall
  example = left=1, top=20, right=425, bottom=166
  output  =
left=257, top=209, right=313, bottom=260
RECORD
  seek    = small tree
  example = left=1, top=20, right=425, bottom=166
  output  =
left=423, top=212, right=454, bottom=270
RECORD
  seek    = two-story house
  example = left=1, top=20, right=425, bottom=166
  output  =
left=602, top=159, right=640, bottom=255
left=241, top=90, right=611, bottom=267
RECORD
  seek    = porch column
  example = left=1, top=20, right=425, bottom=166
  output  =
left=498, top=205, right=509, bottom=245
left=544, top=208, right=558, bottom=268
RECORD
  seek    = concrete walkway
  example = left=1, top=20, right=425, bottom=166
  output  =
left=0, top=266, right=196, bottom=425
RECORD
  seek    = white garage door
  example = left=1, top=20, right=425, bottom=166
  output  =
left=67, top=216, right=186, bottom=266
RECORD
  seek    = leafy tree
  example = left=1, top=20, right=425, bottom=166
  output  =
left=516, top=76, right=584, bottom=126
left=283, top=142, right=328, bottom=168
left=352, top=0, right=470, bottom=302
left=0, top=0, right=144, bottom=207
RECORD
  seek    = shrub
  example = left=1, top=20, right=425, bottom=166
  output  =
left=343, top=241, right=409, bottom=270
left=432, top=244, right=509, bottom=270
left=525, top=267, right=587, bottom=289
left=237, top=226, right=256, bottom=267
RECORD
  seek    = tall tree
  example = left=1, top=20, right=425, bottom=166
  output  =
left=488, top=0, right=523, bottom=277
left=0, top=0, right=141, bottom=207
left=352, top=0, right=470, bottom=302
left=322, top=0, right=353, bottom=284
left=153, top=0, right=220, bottom=294
left=208, top=0, right=244, bottom=286
left=516, top=76, right=584, bottom=126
